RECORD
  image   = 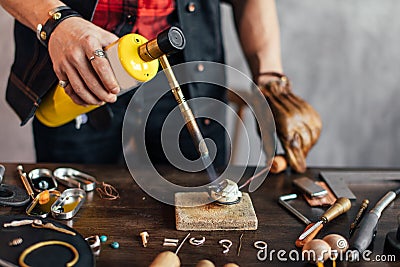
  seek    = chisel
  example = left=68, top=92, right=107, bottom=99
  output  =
left=298, top=197, right=351, bottom=240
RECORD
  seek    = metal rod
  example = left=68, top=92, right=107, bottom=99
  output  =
left=175, top=233, right=190, bottom=255
left=159, top=55, right=217, bottom=181
left=16, top=165, right=34, bottom=199
left=349, top=199, right=369, bottom=237
left=278, top=194, right=312, bottom=225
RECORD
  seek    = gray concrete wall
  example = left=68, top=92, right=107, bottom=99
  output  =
left=0, top=1, right=399, bottom=167
left=0, top=8, right=35, bottom=162
left=223, top=1, right=400, bottom=167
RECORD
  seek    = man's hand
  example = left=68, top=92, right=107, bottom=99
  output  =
left=259, top=73, right=322, bottom=173
left=48, top=17, right=120, bottom=106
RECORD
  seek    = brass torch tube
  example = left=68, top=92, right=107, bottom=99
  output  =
left=138, top=38, right=164, bottom=62
left=159, top=55, right=209, bottom=157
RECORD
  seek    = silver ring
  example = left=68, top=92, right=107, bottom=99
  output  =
left=85, top=235, right=101, bottom=256
left=93, top=49, right=106, bottom=59
left=89, top=55, right=95, bottom=62
left=58, top=80, right=69, bottom=88
left=254, top=240, right=267, bottom=250
left=189, top=237, right=205, bottom=246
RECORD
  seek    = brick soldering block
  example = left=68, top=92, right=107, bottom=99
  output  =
left=175, top=192, right=257, bottom=231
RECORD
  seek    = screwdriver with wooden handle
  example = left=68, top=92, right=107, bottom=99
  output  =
left=298, top=197, right=351, bottom=241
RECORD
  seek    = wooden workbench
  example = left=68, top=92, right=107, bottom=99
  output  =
left=0, top=163, right=399, bottom=266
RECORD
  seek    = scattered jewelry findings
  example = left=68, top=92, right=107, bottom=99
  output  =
left=31, top=219, right=76, bottom=236
left=163, top=238, right=179, bottom=247
left=163, top=242, right=177, bottom=247
left=219, top=239, right=233, bottom=254
left=19, top=240, right=79, bottom=267
left=85, top=235, right=101, bottom=256
left=111, top=242, right=120, bottom=249
left=237, top=233, right=244, bottom=256
left=3, top=219, right=34, bottom=228
left=140, top=231, right=149, bottom=247
left=175, top=233, right=190, bottom=255
left=9, top=238, right=23, bottom=246
left=100, top=235, right=108, bottom=243
left=254, top=240, right=267, bottom=250
left=189, top=237, right=205, bottom=246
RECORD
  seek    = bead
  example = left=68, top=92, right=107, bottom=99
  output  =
left=9, top=237, right=23, bottom=246
left=100, top=235, right=108, bottom=243
left=110, top=241, right=119, bottom=249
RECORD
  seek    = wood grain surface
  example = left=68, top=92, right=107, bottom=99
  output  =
left=1, top=163, right=399, bottom=266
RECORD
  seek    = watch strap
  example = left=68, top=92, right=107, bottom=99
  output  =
left=37, top=6, right=82, bottom=47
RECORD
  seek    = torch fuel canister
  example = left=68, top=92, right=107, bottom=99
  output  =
left=35, top=27, right=185, bottom=127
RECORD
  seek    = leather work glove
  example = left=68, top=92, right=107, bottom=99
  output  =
left=258, top=72, right=322, bottom=173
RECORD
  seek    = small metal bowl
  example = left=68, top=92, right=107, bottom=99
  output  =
left=51, top=188, right=86, bottom=220
left=53, top=168, right=96, bottom=192
left=28, top=168, right=58, bottom=192
left=26, top=190, right=61, bottom=218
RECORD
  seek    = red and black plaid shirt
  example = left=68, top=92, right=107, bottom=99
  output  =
left=92, top=0, right=175, bottom=39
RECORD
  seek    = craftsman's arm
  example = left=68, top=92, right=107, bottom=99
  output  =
left=230, top=0, right=283, bottom=83
left=0, top=0, right=119, bottom=106
left=230, top=0, right=322, bottom=173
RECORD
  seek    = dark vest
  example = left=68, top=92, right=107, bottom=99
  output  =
left=6, top=0, right=226, bottom=126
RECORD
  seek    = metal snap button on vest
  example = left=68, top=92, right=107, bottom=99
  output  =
left=187, top=2, right=196, bottom=13
left=197, top=63, right=204, bottom=72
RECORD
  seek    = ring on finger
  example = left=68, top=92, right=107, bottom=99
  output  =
left=89, top=55, right=95, bottom=62
left=93, top=49, right=106, bottom=59
left=58, top=80, right=69, bottom=88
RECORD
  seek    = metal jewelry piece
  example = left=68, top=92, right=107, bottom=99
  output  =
left=85, top=235, right=101, bottom=256
left=163, top=238, right=179, bottom=247
left=175, top=233, right=190, bottom=255
left=163, top=242, right=177, bottom=247
left=140, top=231, right=149, bottom=247
left=31, top=219, right=76, bottom=236
left=9, top=238, right=23, bottom=246
left=237, top=233, right=244, bottom=256
left=219, top=239, right=232, bottom=254
left=209, top=179, right=242, bottom=205
left=189, top=237, right=205, bottom=246
left=89, top=55, right=95, bottom=62
left=58, top=80, right=69, bottom=88
left=19, top=240, right=79, bottom=267
left=93, top=49, right=106, bottom=59
left=254, top=240, right=268, bottom=250
left=3, top=219, right=34, bottom=228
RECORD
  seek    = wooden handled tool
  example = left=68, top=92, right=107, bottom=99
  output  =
left=295, top=222, right=324, bottom=248
left=297, top=197, right=351, bottom=244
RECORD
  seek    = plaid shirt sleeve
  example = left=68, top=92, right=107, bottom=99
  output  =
left=92, top=0, right=175, bottom=39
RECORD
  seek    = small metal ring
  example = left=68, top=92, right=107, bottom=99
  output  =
left=89, top=55, right=95, bottom=62
left=85, top=235, right=100, bottom=248
left=58, top=80, right=69, bottom=88
left=189, top=237, right=205, bottom=246
left=254, top=240, right=267, bottom=250
left=93, top=49, right=106, bottom=59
